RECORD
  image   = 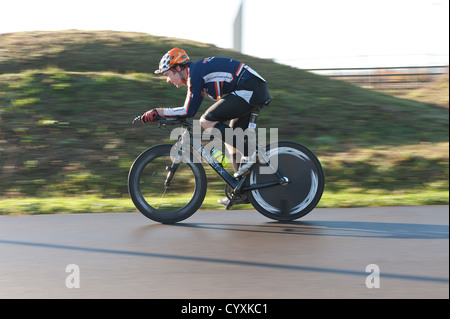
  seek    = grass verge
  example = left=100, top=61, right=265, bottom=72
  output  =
left=1, top=191, right=447, bottom=216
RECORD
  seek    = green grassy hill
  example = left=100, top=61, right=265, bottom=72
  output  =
left=0, top=30, right=448, bottom=213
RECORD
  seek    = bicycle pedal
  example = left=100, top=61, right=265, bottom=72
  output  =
left=226, top=195, right=249, bottom=210
left=225, top=201, right=234, bottom=210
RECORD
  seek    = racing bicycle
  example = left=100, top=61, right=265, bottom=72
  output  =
left=128, top=107, right=324, bottom=223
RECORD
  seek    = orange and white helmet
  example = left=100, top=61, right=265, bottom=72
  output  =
left=154, top=48, right=190, bottom=74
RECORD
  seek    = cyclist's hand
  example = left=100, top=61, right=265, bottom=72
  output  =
left=141, top=109, right=161, bottom=124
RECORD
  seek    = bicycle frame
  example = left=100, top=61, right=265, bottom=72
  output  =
left=166, top=110, right=288, bottom=196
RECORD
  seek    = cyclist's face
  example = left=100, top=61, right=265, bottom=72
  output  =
left=163, top=69, right=183, bottom=88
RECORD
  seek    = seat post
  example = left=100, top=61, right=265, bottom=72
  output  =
left=248, top=107, right=262, bottom=130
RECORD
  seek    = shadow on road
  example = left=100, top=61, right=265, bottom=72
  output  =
left=166, top=220, right=449, bottom=240
left=0, top=237, right=447, bottom=284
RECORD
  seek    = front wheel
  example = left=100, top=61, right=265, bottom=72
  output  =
left=128, top=144, right=207, bottom=223
left=247, top=141, right=324, bottom=221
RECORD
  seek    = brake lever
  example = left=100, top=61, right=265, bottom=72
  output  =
left=158, top=120, right=168, bottom=130
left=132, top=116, right=141, bottom=124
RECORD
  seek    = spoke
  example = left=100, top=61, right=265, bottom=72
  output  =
left=154, top=186, right=168, bottom=210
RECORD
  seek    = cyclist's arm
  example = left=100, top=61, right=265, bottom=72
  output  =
left=159, top=80, right=204, bottom=118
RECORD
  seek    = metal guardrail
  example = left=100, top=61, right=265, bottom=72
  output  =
left=305, top=65, right=449, bottom=90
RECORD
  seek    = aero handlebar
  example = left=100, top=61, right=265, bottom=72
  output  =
left=132, top=115, right=189, bottom=126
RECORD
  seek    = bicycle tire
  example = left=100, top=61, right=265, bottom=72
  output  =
left=246, top=141, right=324, bottom=221
left=128, top=144, right=207, bottom=223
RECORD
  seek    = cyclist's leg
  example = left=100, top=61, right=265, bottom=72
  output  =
left=200, top=94, right=253, bottom=171
left=229, top=77, right=271, bottom=177
left=228, top=114, right=252, bottom=170
left=200, top=94, right=252, bottom=133
left=200, top=77, right=270, bottom=174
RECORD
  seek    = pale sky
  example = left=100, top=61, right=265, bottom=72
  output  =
left=1, top=0, right=449, bottom=69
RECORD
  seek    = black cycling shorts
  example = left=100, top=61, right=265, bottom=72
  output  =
left=203, top=77, right=270, bottom=130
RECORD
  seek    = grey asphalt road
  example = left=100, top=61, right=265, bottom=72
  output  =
left=0, top=206, right=448, bottom=299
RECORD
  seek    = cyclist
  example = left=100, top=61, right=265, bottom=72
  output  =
left=141, top=48, right=271, bottom=205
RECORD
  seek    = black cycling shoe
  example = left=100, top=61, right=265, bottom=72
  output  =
left=218, top=194, right=250, bottom=208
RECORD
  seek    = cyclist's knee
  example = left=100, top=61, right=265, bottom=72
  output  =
left=200, top=113, right=217, bottom=130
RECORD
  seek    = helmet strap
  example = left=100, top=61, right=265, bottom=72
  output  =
left=179, top=70, right=186, bottom=84
left=178, top=66, right=188, bottom=85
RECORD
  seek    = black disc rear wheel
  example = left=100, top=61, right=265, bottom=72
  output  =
left=247, top=141, right=324, bottom=221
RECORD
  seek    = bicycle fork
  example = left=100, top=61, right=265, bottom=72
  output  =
left=164, top=140, right=185, bottom=187
left=164, top=162, right=179, bottom=187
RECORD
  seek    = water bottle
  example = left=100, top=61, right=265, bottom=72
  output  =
left=211, top=148, right=230, bottom=167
